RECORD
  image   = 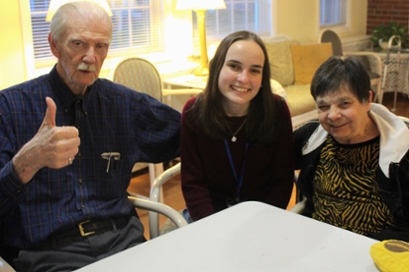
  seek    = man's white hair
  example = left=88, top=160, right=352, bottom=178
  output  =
left=49, top=1, right=113, bottom=43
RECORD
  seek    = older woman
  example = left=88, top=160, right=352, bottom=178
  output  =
left=295, top=56, right=409, bottom=241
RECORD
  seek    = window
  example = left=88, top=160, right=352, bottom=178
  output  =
left=108, top=0, right=164, bottom=54
left=30, top=0, right=53, bottom=61
left=320, top=0, right=347, bottom=27
left=29, top=0, right=272, bottom=64
left=30, top=0, right=164, bottom=62
left=191, top=0, right=272, bottom=53
left=205, top=0, right=271, bottom=38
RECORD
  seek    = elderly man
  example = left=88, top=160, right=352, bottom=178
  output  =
left=0, top=1, right=180, bottom=271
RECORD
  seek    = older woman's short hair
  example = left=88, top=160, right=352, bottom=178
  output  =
left=310, top=56, right=371, bottom=103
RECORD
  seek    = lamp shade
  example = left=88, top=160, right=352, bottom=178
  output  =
left=46, top=0, right=113, bottom=21
left=176, top=0, right=226, bottom=11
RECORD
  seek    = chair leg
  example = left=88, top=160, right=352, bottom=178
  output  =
left=378, top=81, right=384, bottom=104
left=148, top=163, right=164, bottom=202
left=373, top=81, right=383, bottom=104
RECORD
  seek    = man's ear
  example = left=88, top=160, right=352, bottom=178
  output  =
left=48, top=33, right=61, bottom=58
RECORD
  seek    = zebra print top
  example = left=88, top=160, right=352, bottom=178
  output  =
left=312, top=135, right=395, bottom=235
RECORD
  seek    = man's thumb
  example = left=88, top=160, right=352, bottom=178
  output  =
left=42, top=97, right=57, bottom=127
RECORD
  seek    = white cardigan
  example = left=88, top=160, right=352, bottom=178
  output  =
left=301, top=103, right=409, bottom=178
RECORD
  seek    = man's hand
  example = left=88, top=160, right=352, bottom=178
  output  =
left=12, top=97, right=80, bottom=184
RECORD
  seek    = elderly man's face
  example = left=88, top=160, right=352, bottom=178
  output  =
left=49, top=17, right=111, bottom=96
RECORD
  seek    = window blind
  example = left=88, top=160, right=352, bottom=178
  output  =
left=191, top=0, right=272, bottom=54
left=30, top=0, right=272, bottom=62
left=30, top=0, right=165, bottom=61
left=320, top=0, right=347, bottom=27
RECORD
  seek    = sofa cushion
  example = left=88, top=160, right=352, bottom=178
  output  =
left=265, top=39, right=300, bottom=86
left=290, top=43, right=333, bottom=85
left=270, top=79, right=287, bottom=99
left=284, top=84, right=316, bottom=116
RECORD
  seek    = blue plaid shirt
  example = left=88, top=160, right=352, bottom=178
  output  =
left=0, top=66, right=180, bottom=248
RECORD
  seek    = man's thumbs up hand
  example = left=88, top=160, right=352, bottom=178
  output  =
left=41, top=97, right=57, bottom=128
left=12, top=97, right=80, bottom=184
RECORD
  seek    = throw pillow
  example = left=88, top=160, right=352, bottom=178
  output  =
left=264, top=39, right=300, bottom=86
left=290, top=43, right=333, bottom=85
left=270, top=79, right=287, bottom=99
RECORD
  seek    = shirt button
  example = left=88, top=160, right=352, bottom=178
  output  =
left=79, top=179, right=83, bottom=183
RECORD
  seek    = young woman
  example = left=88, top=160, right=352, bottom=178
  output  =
left=180, top=30, right=294, bottom=221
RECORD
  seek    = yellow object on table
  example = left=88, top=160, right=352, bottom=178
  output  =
left=369, top=239, right=409, bottom=272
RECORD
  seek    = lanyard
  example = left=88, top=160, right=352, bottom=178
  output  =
left=223, top=140, right=249, bottom=198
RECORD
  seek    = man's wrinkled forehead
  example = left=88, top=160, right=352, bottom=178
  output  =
left=63, top=17, right=112, bottom=43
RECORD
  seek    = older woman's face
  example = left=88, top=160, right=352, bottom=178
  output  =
left=315, top=85, right=372, bottom=144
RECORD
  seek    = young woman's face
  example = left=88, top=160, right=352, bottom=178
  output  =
left=218, top=40, right=264, bottom=117
left=316, top=85, right=373, bottom=144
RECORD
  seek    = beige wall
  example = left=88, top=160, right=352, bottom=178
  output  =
left=0, top=0, right=369, bottom=90
left=274, top=0, right=368, bottom=43
left=345, top=0, right=369, bottom=36
left=0, top=1, right=28, bottom=89
left=274, top=0, right=320, bottom=43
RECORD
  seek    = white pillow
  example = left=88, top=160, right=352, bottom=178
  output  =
left=270, top=78, right=287, bottom=99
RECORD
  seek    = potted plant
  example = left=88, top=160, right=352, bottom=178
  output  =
left=370, top=22, right=409, bottom=50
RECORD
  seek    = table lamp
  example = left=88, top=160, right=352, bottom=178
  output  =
left=176, top=0, right=226, bottom=77
left=46, top=0, right=113, bottom=21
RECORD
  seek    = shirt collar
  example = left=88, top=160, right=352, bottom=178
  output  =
left=302, top=103, right=409, bottom=177
left=49, top=65, right=93, bottom=113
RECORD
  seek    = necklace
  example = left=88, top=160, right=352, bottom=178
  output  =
left=231, top=119, right=247, bottom=142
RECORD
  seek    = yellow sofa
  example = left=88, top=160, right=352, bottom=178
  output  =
left=264, top=35, right=334, bottom=130
left=265, top=35, right=383, bottom=130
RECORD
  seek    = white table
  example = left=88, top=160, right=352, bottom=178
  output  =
left=163, top=74, right=207, bottom=90
left=0, top=257, right=15, bottom=272
left=76, top=201, right=378, bottom=272
left=161, top=75, right=204, bottom=111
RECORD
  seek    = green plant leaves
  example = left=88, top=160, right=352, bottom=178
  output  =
left=370, top=22, right=409, bottom=49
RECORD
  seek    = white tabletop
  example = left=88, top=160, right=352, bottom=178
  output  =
left=0, top=256, right=16, bottom=272
left=76, top=201, right=378, bottom=272
left=163, top=74, right=207, bottom=89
